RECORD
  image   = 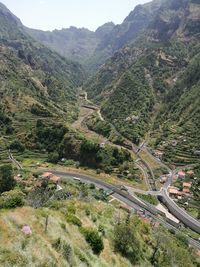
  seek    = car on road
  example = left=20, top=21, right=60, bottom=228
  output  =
left=73, top=177, right=81, bottom=182
left=120, top=185, right=128, bottom=191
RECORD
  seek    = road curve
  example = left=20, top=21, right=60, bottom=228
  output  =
left=39, top=169, right=200, bottom=250
left=160, top=188, right=200, bottom=234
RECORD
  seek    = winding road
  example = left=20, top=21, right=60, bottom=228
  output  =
left=39, top=168, right=200, bottom=250
left=9, top=91, right=200, bottom=250
left=77, top=95, right=200, bottom=235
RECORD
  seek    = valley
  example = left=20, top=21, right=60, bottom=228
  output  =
left=0, top=0, right=200, bottom=266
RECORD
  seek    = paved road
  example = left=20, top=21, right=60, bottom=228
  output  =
left=39, top=168, right=200, bottom=250
left=77, top=103, right=200, bottom=236
left=126, top=186, right=161, bottom=196
left=160, top=183, right=200, bottom=234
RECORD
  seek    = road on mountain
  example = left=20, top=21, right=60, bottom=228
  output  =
left=74, top=95, right=200, bottom=235
left=38, top=168, right=200, bottom=250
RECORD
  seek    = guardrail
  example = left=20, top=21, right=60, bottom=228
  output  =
left=159, top=193, right=200, bottom=234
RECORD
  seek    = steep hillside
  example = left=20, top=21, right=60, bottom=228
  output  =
left=153, top=51, right=200, bottom=165
left=84, top=0, right=200, bottom=163
left=26, top=1, right=164, bottom=72
left=0, top=2, right=86, bottom=164
left=26, top=22, right=115, bottom=71
left=0, top=4, right=84, bottom=115
left=0, top=170, right=199, bottom=267
left=95, top=0, right=163, bottom=53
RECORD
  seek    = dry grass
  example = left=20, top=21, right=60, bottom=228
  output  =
left=138, top=150, right=161, bottom=170
left=0, top=200, right=132, bottom=267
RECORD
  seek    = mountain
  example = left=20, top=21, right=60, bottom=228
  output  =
left=0, top=2, right=84, bottom=100
left=0, top=2, right=200, bottom=266
left=95, top=0, right=163, bottom=53
left=84, top=0, right=200, bottom=164
left=26, top=1, right=164, bottom=72
left=0, top=2, right=85, bottom=157
left=26, top=22, right=115, bottom=71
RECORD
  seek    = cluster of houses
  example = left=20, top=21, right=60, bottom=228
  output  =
left=14, top=172, right=61, bottom=191
left=40, top=172, right=61, bottom=183
left=168, top=183, right=192, bottom=199
left=168, top=170, right=195, bottom=200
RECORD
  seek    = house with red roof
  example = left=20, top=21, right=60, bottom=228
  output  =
left=178, top=171, right=186, bottom=179
left=41, top=172, right=52, bottom=179
left=40, top=172, right=61, bottom=183
left=50, top=175, right=60, bottom=183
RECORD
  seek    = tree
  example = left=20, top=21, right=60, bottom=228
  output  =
left=112, top=217, right=141, bottom=264
left=47, top=152, right=59, bottom=164
left=81, top=228, right=104, bottom=255
left=0, top=164, right=15, bottom=193
left=0, top=190, right=24, bottom=208
left=9, top=140, right=25, bottom=152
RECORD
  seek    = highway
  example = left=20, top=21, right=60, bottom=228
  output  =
left=9, top=96, right=200, bottom=248
left=160, top=169, right=200, bottom=234
left=99, top=116, right=200, bottom=235
left=42, top=169, right=200, bottom=250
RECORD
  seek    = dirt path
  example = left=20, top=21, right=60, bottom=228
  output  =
left=72, top=104, right=108, bottom=144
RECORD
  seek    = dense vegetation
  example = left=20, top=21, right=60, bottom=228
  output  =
left=0, top=1, right=85, bottom=149
left=0, top=164, right=15, bottom=193
left=33, top=120, right=131, bottom=172
left=85, top=0, right=200, bottom=165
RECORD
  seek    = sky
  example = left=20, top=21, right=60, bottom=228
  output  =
left=1, top=0, right=150, bottom=31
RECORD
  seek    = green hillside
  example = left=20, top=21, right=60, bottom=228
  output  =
left=0, top=1, right=200, bottom=266
left=0, top=1, right=86, bottom=160
left=84, top=0, right=200, bottom=164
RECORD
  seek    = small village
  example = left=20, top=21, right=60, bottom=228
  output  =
left=160, top=170, right=195, bottom=200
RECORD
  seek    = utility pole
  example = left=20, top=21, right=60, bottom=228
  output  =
left=45, top=215, right=49, bottom=233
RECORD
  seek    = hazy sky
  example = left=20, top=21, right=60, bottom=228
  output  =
left=1, top=0, right=150, bottom=31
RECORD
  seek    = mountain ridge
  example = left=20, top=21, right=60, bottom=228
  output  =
left=84, top=0, right=200, bottom=165
left=26, top=0, right=165, bottom=72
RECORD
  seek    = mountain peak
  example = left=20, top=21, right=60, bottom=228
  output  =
left=95, top=22, right=115, bottom=38
left=0, top=1, right=22, bottom=27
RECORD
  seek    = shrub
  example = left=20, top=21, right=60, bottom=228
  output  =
left=85, top=208, right=90, bottom=216
left=0, top=112, right=12, bottom=125
left=9, top=140, right=25, bottom=152
left=89, top=183, right=95, bottom=189
left=104, top=166, right=113, bottom=174
left=0, top=165, right=15, bottom=194
left=66, top=213, right=82, bottom=227
left=6, top=126, right=14, bottom=135
left=62, top=242, right=73, bottom=263
left=63, top=159, right=77, bottom=166
left=112, top=220, right=141, bottom=264
left=0, top=190, right=25, bottom=209
left=67, top=204, right=76, bottom=214
left=96, top=169, right=101, bottom=174
left=52, top=238, right=62, bottom=251
left=81, top=227, right=104, bottom=255
left=31, top=104, right=52, bottom=117
left=98, top=224, right=105, bottom=236
left=47, top=152, right=59, bottom=164
left=52, top=238, right=73, bottom=264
